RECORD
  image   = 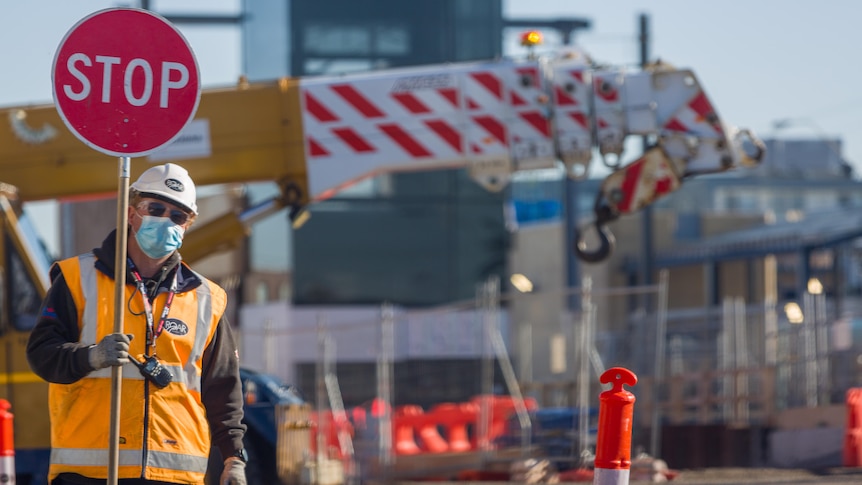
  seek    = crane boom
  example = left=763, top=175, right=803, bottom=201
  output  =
left=0, top=80, right=308, bottom=207
left=0, top=49, right=764, bottom=267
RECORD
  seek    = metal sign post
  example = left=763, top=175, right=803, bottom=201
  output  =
left=52, top=8, right=200, bottom=484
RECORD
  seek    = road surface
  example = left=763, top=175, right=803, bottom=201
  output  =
left=638, top=467, right=862, bottom=484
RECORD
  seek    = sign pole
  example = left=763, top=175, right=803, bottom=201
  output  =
left=52, top=9, right=200, bottom=480
left=108, top=156, right=131, bottom=485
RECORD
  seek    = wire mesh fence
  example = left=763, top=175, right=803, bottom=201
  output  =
left=241, top=271, right=859, bottom=481
left=240, top=274, right=669, bottom=479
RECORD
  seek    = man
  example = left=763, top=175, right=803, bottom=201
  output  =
left=27, top=163, right=247, bottom=485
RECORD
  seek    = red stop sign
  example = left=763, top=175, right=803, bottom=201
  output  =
left=52, top=8, right=201, bottom=157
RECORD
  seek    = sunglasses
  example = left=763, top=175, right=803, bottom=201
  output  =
left=138, top=201, right=191, bottom=225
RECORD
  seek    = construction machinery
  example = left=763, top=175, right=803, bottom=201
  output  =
left=0, top=42, right=762, bottom=483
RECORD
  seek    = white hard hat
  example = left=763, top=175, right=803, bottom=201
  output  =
left=131, top=163, right=198, bottom=214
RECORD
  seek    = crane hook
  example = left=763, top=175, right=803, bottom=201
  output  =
left=573, top=220, right=616, bottom=264
left=573, top=198, right=618, bottom=264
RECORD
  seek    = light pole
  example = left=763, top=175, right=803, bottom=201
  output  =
left=805, top=277, right=830, bottom=404
left=795, top=277, right=829, bottom=407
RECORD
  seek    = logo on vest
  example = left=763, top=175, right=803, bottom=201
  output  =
left=163, top=318, right=189, bottom=336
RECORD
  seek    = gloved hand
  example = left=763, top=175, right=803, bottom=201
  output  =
left=88, top=333, right=133, bottom=370
left=220, top=458, right=247, bottom=485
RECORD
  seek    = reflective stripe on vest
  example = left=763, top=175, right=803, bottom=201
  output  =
left=78, top=253, right=98, bottom=345
left=185, top=280, right=212, bottom=393
left=89, top=363, right=186, bottom=383
left=51, top=447, right=209, bottom=473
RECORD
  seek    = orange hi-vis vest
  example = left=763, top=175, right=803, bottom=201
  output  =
left=48, top=253, right=227, bottom=484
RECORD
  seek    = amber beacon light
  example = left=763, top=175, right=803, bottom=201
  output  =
left=520, top=30, right=543, bottom=47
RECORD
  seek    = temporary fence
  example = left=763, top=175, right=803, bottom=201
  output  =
left=241, top=273, right=670, bottom=482
left=245, top=270, right=860, bottom=483
left=635, top=289, right=851, bottom=429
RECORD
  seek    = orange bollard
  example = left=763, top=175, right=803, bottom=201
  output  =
left=594, top=367, right=637, bottom=485
left=843, top=388, right=862, bottom=467
left=0, top=399, right=14, bottom=485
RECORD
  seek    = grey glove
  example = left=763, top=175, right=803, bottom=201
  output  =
left=88, top=333, right=133, bottom=370
left=220, top=458, right=247, bottom=485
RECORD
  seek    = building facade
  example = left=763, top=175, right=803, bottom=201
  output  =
left=242, top=0, right=503, bottom=80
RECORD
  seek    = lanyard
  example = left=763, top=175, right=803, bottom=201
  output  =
left=127, top=258, right=178, bottom=354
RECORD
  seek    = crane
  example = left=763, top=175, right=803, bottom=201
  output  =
left=0, top=43, right=763, bottom=483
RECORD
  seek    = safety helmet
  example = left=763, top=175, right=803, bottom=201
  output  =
left=131, top=163, right=198, bottom=214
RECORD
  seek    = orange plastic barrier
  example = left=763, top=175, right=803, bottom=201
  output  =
left=365, top=396, right=541, bottom=457
left=416, top=418, right=449, bottom=453
left=370, top=397, right=390, bottom=417
left=428, top=402, right=478, bottom=452
left=843, top=388, right=862, bottom=467
left=393, top=405, right=424, bottom=455
left=309, top=410, right=354, bottom=459
left=470, top=395, right=539, bottom=446
left=351, top=406, right=367, bottom=431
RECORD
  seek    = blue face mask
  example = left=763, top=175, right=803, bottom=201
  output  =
left=134, top=215, right=185, bottom=259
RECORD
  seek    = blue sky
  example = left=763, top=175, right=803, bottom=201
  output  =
left=2, top=0, right=859, bottom=253
left=509, top=1, right=862, bottom=165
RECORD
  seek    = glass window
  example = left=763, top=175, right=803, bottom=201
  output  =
left=18, top=212, right=54, bottom=279
left=304, top=24, right=371, bottom=55
left=304, top=59, right=376, bottom=76
left=7, top=237, right=42, bottom=331
left=375, top=25, right=410, bottom=55
left=303, top=23, right=410, bottom=57
left=5, top=211, right=53, bottom=331
left=293, top=169, right=509, bottom=307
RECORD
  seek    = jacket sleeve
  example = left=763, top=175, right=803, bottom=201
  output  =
left=201, top=314, right=247, bottom=460
left=26, top=267, right=95, bottom=384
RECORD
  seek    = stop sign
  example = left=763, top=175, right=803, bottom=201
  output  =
left=52, top=8, right=201, bottom=157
